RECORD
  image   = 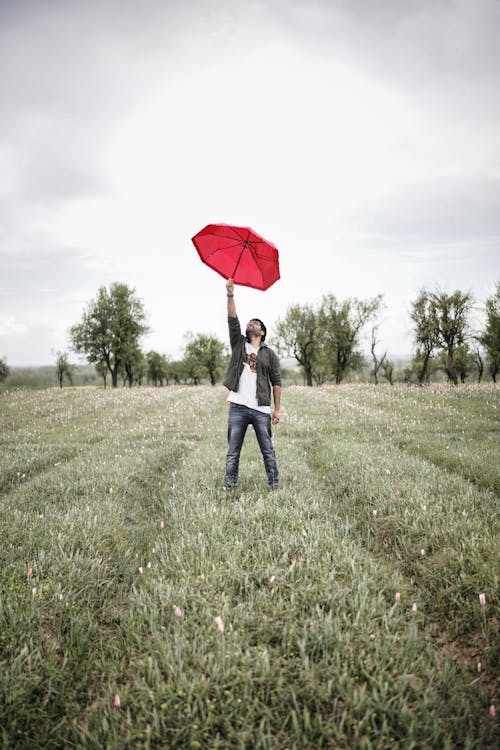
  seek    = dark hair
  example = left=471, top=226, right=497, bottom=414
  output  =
left=252, top=318, right=266, bottom=342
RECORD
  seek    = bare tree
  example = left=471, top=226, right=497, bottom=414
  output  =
left=370, top=327, right=387, bottom=385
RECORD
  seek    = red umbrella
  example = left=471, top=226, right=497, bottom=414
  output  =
left=191, top=223, right=280, bottom=291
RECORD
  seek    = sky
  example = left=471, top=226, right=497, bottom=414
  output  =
left=1, top=0, right=499, bottom=366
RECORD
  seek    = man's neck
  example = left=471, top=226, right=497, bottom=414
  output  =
left=247, top=335, right=262, bottom=348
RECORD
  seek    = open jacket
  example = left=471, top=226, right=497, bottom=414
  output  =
left=223, top=316, right=281, bottom=406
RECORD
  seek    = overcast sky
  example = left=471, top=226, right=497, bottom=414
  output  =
left=1, top=0, right=499, bottom=366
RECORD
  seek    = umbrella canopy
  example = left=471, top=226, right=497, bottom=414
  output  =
left=191, top=223, right=280, bottom=291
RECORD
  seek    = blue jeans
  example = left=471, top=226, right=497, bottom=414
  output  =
left=224, top=403, right=279, bottom=488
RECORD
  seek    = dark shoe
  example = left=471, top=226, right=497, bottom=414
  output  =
left=270, top=484, right=280, bottom=491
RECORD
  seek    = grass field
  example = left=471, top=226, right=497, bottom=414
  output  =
left=0, top=383, right=498, bottom=749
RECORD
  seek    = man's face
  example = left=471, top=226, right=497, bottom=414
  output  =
left=246, top=319, right=264, bottom=339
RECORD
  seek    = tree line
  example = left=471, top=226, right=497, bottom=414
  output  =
left=276, top=285, right=499, bottom=386
left=1, top=281, right=498, bottom=388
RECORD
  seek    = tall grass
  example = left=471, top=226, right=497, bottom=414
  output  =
left=0, top=384, right=498, bottom=748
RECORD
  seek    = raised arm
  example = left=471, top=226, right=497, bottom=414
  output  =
left=226, top=278, right=236, bottom=318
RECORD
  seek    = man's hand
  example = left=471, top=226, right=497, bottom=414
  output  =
left=272, top=409, right=280, bottom=425
left=226, top=278, right=234, bottom=295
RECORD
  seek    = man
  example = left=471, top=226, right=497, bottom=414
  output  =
left=223, top=277, right=281, bottom=490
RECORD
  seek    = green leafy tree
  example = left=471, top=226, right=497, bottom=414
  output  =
left=480, top=281, right=500, bottom=382
left=54, top=351, right=75, bottom=388
left=409, top=290, right=440, bottom=384
left=430, top=289, right=473, bottom=385
left=274, top=303, right=320, bottom=386
left=276, top=305, right=324, bottom=386
left=147, top=351, right=170, bottom=386
left=181, top=354, right=204, bottom=385
left=122, top=345, right=146, bottom=387
left=183, top=333, right=226, bottom=386
left=70, top=283, right=149, bottom=388
left=167, top=360, right=186, bottom=385
left=318, top=294, right=382, bottom=384
left=0, top=357, right=10, bottom=383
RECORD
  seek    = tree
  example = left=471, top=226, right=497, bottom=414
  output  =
left=274, top=304, right=320, bottom=386
left=0, top=357, right=10, bottom=383
left=167, top=360, right=186, bottom=385
left=453, top=344, right=475, bottom=384
left=409, top=290, right=440, bottom=384
left=370, top=327, right=387, bottom=385
left=471, top=346, right=484, bottom=383
left=381, top=359, right=395, bottom=385
left=430, top=289, right=473, bottom=385
left=70, top=283, right=149, bottom=388
left=55, top=351, right=75, bottom=388
left=146, top=351, right=170, bottom=386
left=480, top=281, right=500, bottom=382
left=183, top=333, right=226, bottom=386
left=122, top=346, right=146, bottom=387
left=318, top=294, right=382, bottom=384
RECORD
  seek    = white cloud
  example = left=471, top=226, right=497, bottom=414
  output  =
left=0, top=316, right=28, bottom=338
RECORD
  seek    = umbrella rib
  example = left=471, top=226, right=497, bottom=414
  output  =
left=232, top=247, right=246, bottom=278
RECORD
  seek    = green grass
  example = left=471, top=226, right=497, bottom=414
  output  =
left=0, top=383, right=498, bottom=749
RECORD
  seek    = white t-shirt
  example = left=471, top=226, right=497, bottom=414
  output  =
left=227, top=342, right=271, bottom=414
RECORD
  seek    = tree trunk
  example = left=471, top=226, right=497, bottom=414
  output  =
left=446, top=349, right=457, bottom=385
left=418, top=350, right=431, bottom=384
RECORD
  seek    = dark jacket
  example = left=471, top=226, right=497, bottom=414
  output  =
left=223, top=316, right=281, bottom=406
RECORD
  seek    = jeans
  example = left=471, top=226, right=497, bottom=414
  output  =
left=224, top=403, right=279, bottom=488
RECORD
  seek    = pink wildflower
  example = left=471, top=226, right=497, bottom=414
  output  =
left=269, top=575, right=276, bottom=584
left=27, top=568, right=33, bottom=579
left=138, top=567, right=144, bottom=575
left=175, top=607, right=183, bottom=618
left=113, top=694, right=121, bottom=708
left=489, top=705, right=496, bottom=718
left=395, top=592, right=401, bottom=602
left=214, top=615, right=224, bottom=633
left=411, top=603, right=418, bottom=613
left=160, top=521, right=164, bottom=529
left=420, top=548, right=426, bottom=557
left=479, top=593, right=486, bottom=606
